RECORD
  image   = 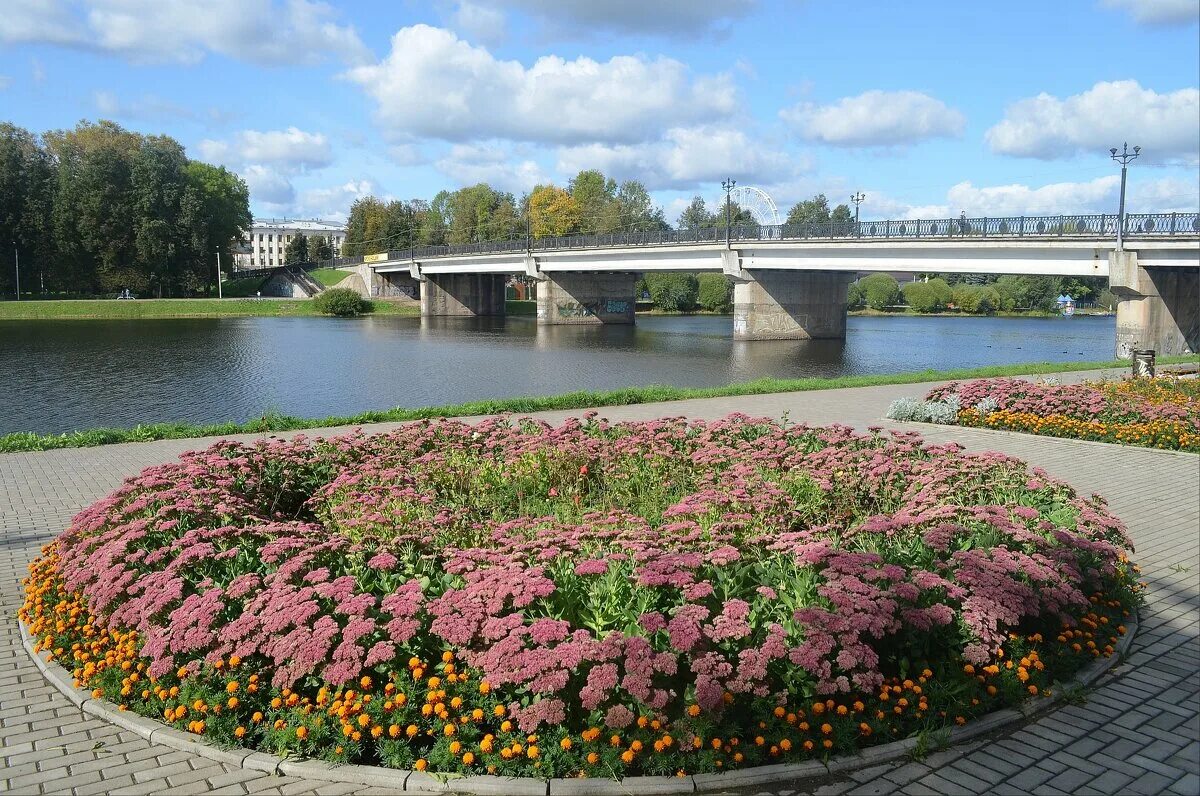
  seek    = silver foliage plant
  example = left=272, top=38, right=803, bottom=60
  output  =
left=886, top=394, right=961, bottom=424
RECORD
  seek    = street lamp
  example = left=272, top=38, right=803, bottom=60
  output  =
left=1110, top=142, right=1140, bottom=249
left=215, top=248, right=223, bottom=299
left=722, top=178, right=736, bottom=247
left=11, top=240, right=18, bottom=301
left=851, top=191, right=866, bottom=236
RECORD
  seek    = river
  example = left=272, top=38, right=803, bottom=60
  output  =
left=1, top=314, right=1115, bottom=435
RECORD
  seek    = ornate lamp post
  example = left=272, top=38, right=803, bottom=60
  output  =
left=1110, top=142, right=1140, bottom=250
left=851, top=191, right=865, bottom=236
left=722, top=178, right=736, bottom=247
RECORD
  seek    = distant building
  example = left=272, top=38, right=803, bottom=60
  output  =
left=233, top=219, right=347, bottom=271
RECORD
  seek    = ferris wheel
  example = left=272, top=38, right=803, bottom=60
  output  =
left=726, top=185, right=781, bottom=226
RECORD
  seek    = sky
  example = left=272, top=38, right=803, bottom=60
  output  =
left=2, top=0, right=1198, bottom=225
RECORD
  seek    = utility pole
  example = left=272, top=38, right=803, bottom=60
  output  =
left=12, top=241, right=19, bottom=301
left=851, top=192, right=866, bottom=236
left=215, top=248, right=223, bottom=299
left=1110, top=142, right=1140, bottom=250
left=722, top=178, right=736, bottom=247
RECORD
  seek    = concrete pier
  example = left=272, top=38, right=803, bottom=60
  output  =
left=1110, top=251, right=1199, bottom=357
left=420, top=274, right=506, bottom=317
left=536, top=272, right=637, bottom=325
left=732, top=270, right=856, bottom=340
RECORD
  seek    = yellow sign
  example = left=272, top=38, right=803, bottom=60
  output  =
left=364, top=252, right=389, bottom=263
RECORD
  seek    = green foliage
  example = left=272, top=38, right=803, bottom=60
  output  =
left=312, top=287, right=371, bottom=317
left=505, top=299, right=537, bottom=316
left=284, top=233, right=308, bottom=265
left=786, top=194, right=833, bottom=225
left=5, top=120, right=250, bottom=297
left=903, top=278, right=953, bottom=313
left=644, top=272, right=699, bottom=311
left=308, top=268, right=350, bottom=287
left=697, top=273, right=733, bottom=312
left=993, top=275, right=1062, bottom=312
left=952, top=284, right=1001, bottom=314
left=858, top=273, right=902, bottom=311
left=677, top=196, right=718, bottom=230
left=1096, top=288, right=1118, bottom=311
left=847, top=281, right=865, bottom=308
left=308, top=235, right=333, bottom=261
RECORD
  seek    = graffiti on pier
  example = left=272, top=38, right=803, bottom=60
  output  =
left=557, top=302, right=597, bottom=318
left=604, top=300, right=630, bottom=314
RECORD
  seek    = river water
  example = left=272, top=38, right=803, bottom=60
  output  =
left=1, top=314, right=1115, bottom=435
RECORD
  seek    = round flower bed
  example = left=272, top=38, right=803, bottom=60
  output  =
left=21, top=415, right=1139, bottom=780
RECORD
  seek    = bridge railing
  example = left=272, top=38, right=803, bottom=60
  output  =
left=390, top=212, right=1197, bottom=261
left=230, top=254, right=366, bottom=280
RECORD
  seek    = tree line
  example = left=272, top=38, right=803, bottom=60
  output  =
left=849, top=273, right=1113, bottom=314
left=0, top=120, right=250, bottom=297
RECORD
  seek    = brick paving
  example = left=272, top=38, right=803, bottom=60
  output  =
left=2, top=368, right=1197, bottom=795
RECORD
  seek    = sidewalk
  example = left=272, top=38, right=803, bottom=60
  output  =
left=2, top=369, right=1197, bottom=795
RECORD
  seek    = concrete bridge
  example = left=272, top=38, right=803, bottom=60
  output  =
left=337, top=212, right=1199, bottom=356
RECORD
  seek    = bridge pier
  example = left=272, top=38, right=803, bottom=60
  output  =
left=420, top=274, right=506, bottom=317
left=1111, top=252, right=1198, bottom=357
left=732, top=270, right=856, bottom=340
left=536, top=272, right=638, bottom=325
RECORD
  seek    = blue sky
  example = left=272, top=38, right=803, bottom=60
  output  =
left=2, top=0, right=1198, bottom=224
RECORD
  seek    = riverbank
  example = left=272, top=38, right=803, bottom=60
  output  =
left=3, top=356, right=1194, bottom=452
left=848, top=307, right=1113, bottom=318
left=0, top=297, right=420, bottom=320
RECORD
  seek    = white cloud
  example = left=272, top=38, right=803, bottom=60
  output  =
left=199, top=127, right=333, bottom=173
left=556, top=126, right=798, bottom=190
left=781, top=90, right=966, bottom=147
left=344, top=25, right=738, bottom=146
left=242, top=165, right=296, bottom=206
left=434, top=144, right=549, bottom=193
left=452, top=2, right=506, bottom=44
left=1102, top=0, right=1198, bottom=25
left=2, top=0, right=370, bottom=66
left=985, top=80, right=1200, bottom=163
left=93, top=89, right=228, bottom=122
left=292, top=180, right=379, bottom=221
left=492, top=0, right=756, bottom=37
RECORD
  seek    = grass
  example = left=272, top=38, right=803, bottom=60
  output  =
left=2, top=355, right=1195, bottom=453
left=506, top=299, right=537, bottom=316
left=0, top=297, right=420, bottom=320
left=309, top=268, right=354, bottom=287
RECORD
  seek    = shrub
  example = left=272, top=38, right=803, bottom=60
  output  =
left=902, top=279, right=952, bottom=313
left=22, top=416, right=1139, bottom=778
left=696, top=273, right=733, bottom=313
left=644, top=273, right=699, bottom=312
left=313, top=287, right=371, bottom=317
left=857, top=274, right=901, bottom=311
left=952, top=284, right=1001, bottom=314
left=847, top=281, right=865, bottom=309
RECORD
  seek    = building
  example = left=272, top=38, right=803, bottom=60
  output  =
left=233, top=219, right=347, bottom=271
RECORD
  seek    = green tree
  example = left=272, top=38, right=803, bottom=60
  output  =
left=903, top=278, right=953, bottom=312
left=185, top=161, right=251, bottom=286
left=857, top=273, right=902, bottom=310
left=445, top=184, right=519, bottom=244
left=0, top=123, right=56, bottom=296
left=677, top=196, right=717, bottom=231
left=284, top=233, right=308, bottom=264
left=786, top=194, right=832, bottom=226
left=569, top=169, right=619, bottom=233
left=697, top=273, right=733, bottom=312
left=309, top=235, right=333, bottom=261
left=615, top=180, right=668, bottom=232
left=644, top=273, right=699, bottom=311
left=952, top=283, right=1001, bottom=314
left=343, top=196, right=389, bottom=255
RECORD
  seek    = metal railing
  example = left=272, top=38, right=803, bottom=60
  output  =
left=230, top=254, right=365, bottom=280
left=230, top=212, right=1198, bottom=271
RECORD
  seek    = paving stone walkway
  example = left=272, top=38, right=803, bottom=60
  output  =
left=2, top=369, right=1197, bottom=795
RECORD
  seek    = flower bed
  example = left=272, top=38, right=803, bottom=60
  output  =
left=21, top=416, right=1139, bottom=779
left=890, top=376, right=1200, bottom=452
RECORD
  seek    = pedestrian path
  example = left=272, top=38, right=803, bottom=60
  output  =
left=2, top=369, right=1197, bottom=795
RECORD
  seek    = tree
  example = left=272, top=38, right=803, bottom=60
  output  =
left=185, top=161, right=251, bottom=284
left=343, top=196, right=389, bottom=255
left=445, top=184, right=519, bottom=244
left=952, top=283, right=1001, bottom=314
left=903, top=278, right=953, bottom=312
left=644, top=273, right=699, bottom=311
left=528, top=185, right=581, bottom=238
left=786, top=194, right=832, bottom=226
left=615, top=180, right=668, bottom=232
left=569, top=169, right=618, bottom=233
left=857, top=273, right=901, bottom=311
left=677, top=196, right=717, bottom=231
left=697, top=273, right=733, bottom=312
left=0, top=123, right=56, bottom=296
left=309, top=235, right=333, bottom=261
left=284, top=233, right=308, bottom=264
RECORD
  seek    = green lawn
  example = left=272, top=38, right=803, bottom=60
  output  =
left=2, top=355, right=1194, bottom=453
left=0, top=297, right=419, bottom=320
left=309, top=268, right=354, bottom=287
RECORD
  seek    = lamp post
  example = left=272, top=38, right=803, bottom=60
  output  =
left=12, top=241, right=19, bottom=301
left=722, top=178, right=736, bottom=247
left=851, top=191, right=865, bottom=236
left=215, top=248, right=223, bottom=299
left=1110, top=142, right=1140, bottom=250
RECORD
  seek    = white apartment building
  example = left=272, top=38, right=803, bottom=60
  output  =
left=233, top=219, right=347, bottom=271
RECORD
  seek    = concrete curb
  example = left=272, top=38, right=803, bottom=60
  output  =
left=892, top=419, right=1199, bottom=459
left=19, top=611, right=1140, bottom=794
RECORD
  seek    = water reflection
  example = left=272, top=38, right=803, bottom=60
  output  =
left=0, top=314, right=1116, bottom=435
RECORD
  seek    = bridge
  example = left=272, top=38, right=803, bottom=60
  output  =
left=331, top=212, right=1199, bottom=356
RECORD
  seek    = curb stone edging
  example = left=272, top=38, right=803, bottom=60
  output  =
left=18, top=611, right=1140, bottom=794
